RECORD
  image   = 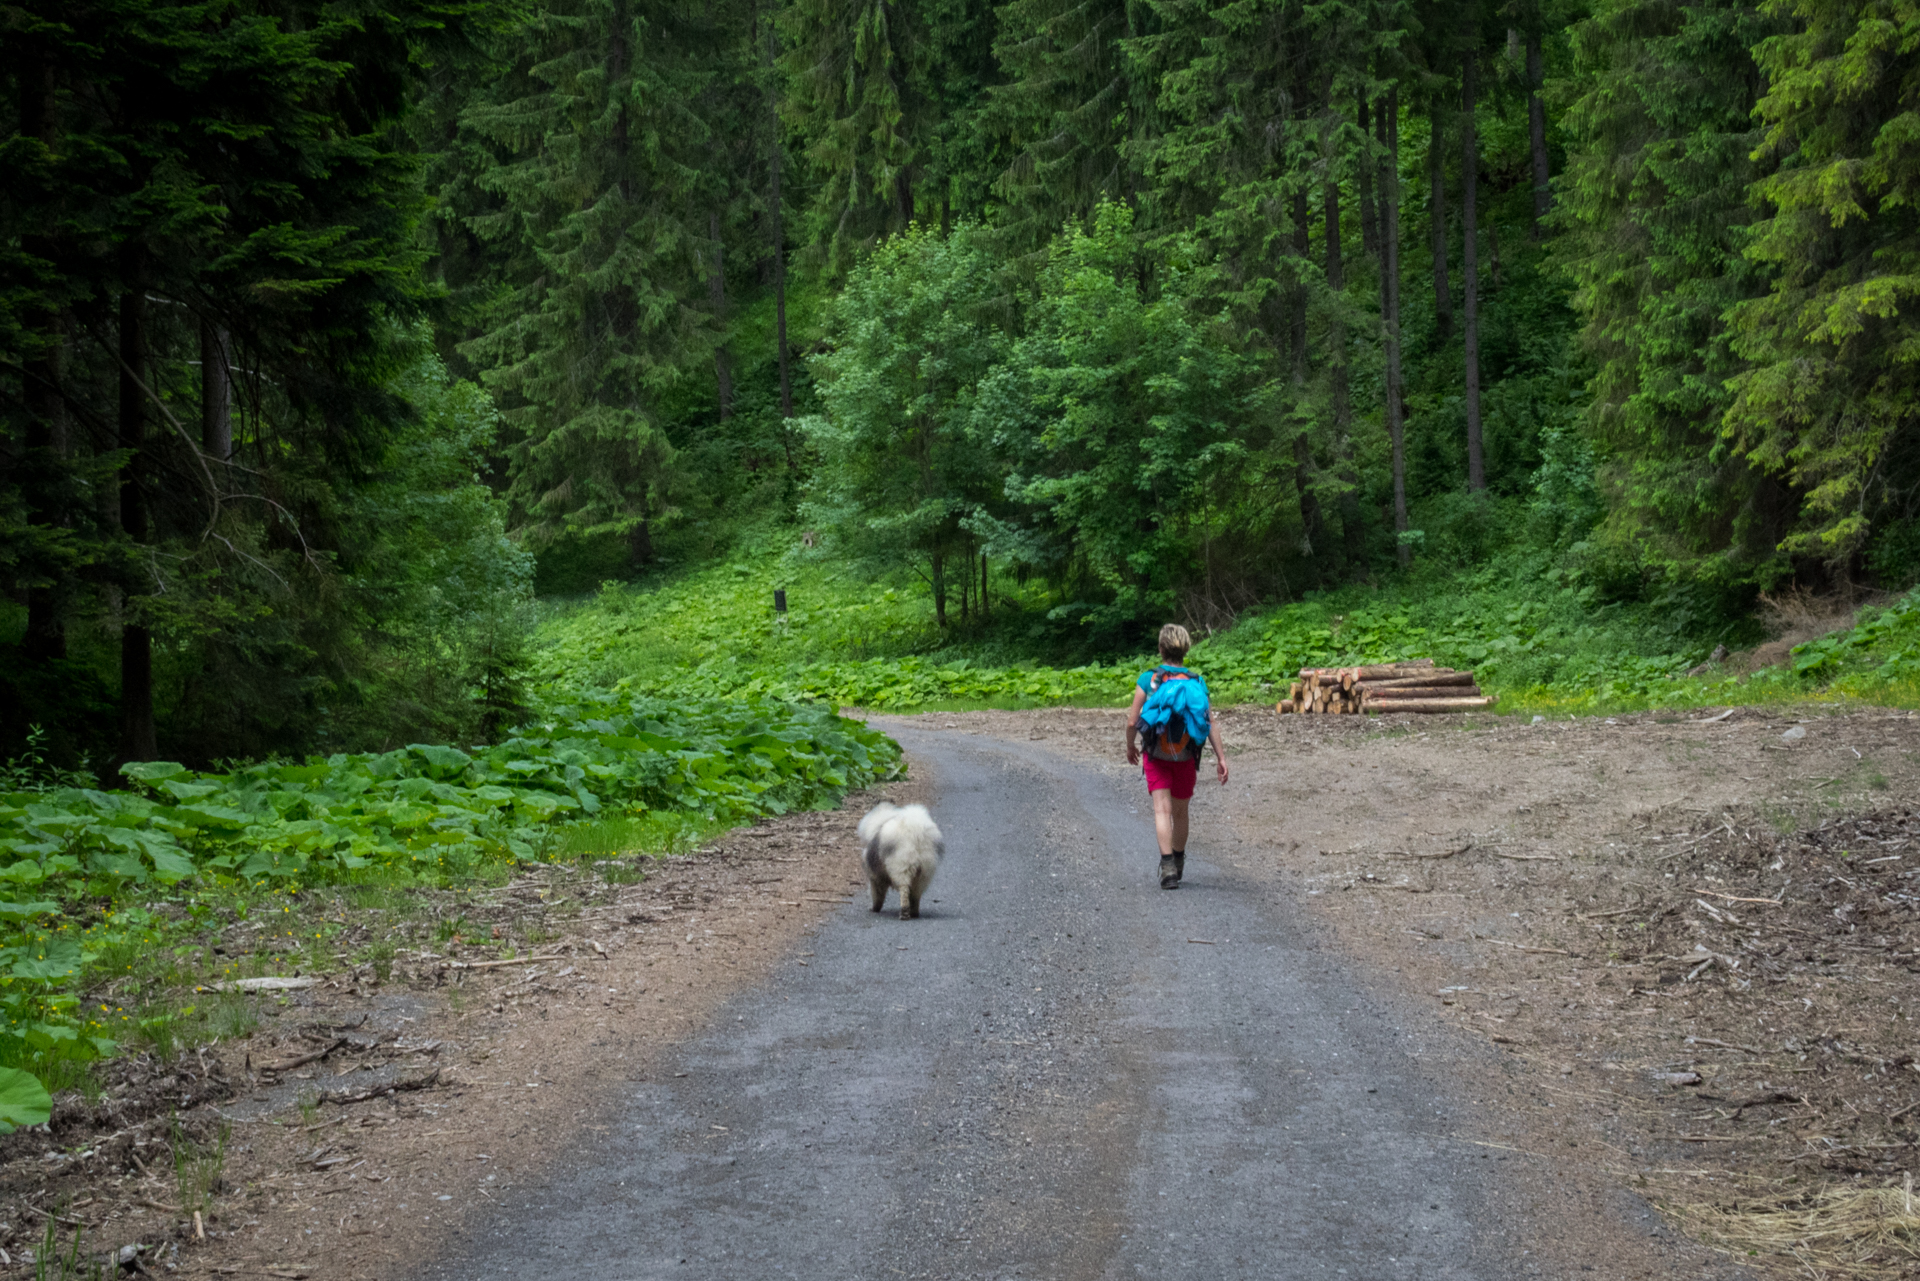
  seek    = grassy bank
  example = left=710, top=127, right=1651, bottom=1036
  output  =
left=0, top=690, right=898, bottom=1107
left=535, top=537, right=1920, bottom=717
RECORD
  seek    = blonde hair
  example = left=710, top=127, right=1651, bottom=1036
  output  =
left=1157, top=623, right=1192, bottom=663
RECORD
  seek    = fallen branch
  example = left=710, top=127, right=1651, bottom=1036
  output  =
left=448, top=953, right=565, bottom=971
left=320, top=1068, right=440, bottom=1106
left=1729, top=1091, right=1806, bottom=1116
left=1492, top=851, right=1559, bottom=862
left=1685, top=1036, right=1762, bottom=1054
left=1469, top=932, right=1571, bottom=956
left=23, top=1200, right=88, bottom=1229
left=1693, top=888, right=1784, bottom=906
left=260, top=1037, right=346, bottom=1074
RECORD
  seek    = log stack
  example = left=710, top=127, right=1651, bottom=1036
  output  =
left=1275, top=659, right=1497, bottom=715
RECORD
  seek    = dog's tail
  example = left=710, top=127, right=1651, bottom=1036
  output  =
left=857, top=802, right=900, bottom=845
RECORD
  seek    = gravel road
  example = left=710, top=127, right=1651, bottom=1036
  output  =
left=415, top=727, right=1583, bottom=1279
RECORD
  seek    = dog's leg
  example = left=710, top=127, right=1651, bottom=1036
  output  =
left=900, top=869, right=922, bottom=920
left=864, top=841, right=889, bottom=912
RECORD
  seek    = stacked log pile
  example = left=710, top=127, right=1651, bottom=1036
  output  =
left=1275, top=659, right=1497, bottom=715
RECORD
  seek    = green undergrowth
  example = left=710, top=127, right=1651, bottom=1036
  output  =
left=1196, top=565, right=1920, bottom=717
left=534, top=540, right=1060, bottom=683
left=0, top=690, right=898, bottom=1107
left=540, top=535, right=1920, bottom=721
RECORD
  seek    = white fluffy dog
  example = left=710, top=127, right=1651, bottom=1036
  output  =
left=858, top=802, right=943, bottom=920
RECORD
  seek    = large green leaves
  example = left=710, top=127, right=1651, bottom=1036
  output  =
left=0, top=693, right=899, bottom=1079
left=0, top=1070, right=52, bottom=1134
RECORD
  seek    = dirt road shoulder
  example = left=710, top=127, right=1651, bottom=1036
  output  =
left=1, top=782, right=920, bottom=1280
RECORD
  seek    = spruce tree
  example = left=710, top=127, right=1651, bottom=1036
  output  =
left=1559, top=0, right=1785, bottom=577
left=1723, top=0, right=1920, bottom=568
left=459, top=0, right=722, bottom=561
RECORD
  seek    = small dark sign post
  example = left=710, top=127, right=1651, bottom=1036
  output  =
left=773, top=589, right=788, bottom=614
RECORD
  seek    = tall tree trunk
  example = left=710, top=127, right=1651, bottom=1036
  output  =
left=960, top=542, right=971, bottom=622
left=1380, top=88, right=1410, bottom=567
left=1527, top=28, right=1551, bottom=240
left=708, top=210, right=734, bottom=420
left=1326, top=164, right=1365, bottom=577
left=1288, top=188, right=1325, bottom=567
left=1356, top=95, right=1379, bottom=259
left=1462, top=46, right=1485, bottom=492
left=20, top=36, right=67, bottom=663
left=1428, top=104, right=1452, bottom=342
left=200, top=318, right=232, bottom=460
left=980, top=550, right=988, bottom=622
left=930, top=550, right=947, bottom=627
left=1289, top=189, right=1310, bottom=376
left=763, top=17, right=793, bottom=426
left=117, top=271, right=156, bottom=765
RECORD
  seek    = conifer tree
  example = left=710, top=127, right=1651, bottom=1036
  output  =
left=459, top=0, right=723, bottom=561
left=989, top=0, right=1152, bottom=248
left=782, top=0, right=994, bottom=267
left=1723, top=0, right=1920, bottom=567
left=1559, top=0, right=1785, bottom=576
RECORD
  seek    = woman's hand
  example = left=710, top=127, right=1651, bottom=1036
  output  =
left=1126, top=739, right=1141, bottom=766
left=1215, top=754, right=1230, bottom=786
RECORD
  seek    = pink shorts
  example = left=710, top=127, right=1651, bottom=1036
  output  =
left=1142, top=754, right=1198, bottom=799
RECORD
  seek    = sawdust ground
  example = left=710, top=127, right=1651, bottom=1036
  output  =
left=928, top=701, right=1920, bottom=1278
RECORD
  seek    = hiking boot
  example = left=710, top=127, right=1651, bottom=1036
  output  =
left=1159, top=855, right=1179, bottom=889
left=1172, top=851, right=1185, bottom=883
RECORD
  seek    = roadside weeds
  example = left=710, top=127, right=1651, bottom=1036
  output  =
left=0, top=787, right=906, bottom=1279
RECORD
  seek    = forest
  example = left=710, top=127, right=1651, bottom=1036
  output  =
left=16, top=0, right=1920, bottom=771
left=6, top=0, right=1920, bottom=1113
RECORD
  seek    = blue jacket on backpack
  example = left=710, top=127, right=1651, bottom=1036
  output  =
left=1137, top=665, right=1211, bottom=760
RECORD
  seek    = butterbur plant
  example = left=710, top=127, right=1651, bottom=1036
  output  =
left=0, top=690, right=899, bottom=1083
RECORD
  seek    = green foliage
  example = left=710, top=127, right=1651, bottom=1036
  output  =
left=980, top=202, right=1270, bottom=632
left=0, top=728, right=96, bottom=794
left=619, top=653, right=1141, bottom=709
left=532, top=535, right=962, bottom=680
left=802, top=223, right=1008, bottom=621
left=781, top=0, right=1002, bottom=270
left=0, top=1067, right=52, bottom=1134
left=0, top=691, right=897, bottom=1086
left=1186, top=550, right=1720, bottom=701
left=455, top=0, right=725, bottom=556
left=1784, top=591, right=1920, bottom=684
left=1723, top=0, right=1920, bottom=566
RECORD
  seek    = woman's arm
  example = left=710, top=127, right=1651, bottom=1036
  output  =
left=1125, top=687, right=1147, bottom=764
left=1209, top=726, right=1230, bottom=785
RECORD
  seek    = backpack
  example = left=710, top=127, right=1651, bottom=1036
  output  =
left=1139, top=666, right=1211, bottom=760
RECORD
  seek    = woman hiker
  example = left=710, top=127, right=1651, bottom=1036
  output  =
left=1125, top=623, right=1230, bottom=889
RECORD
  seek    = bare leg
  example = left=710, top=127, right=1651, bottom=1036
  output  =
left=1171, top=796, right=1190, bottom=852
left=1151, top=788, right=1176, bottom=856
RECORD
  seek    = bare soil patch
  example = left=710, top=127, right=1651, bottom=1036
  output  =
left=0, top=779, right=921, bottom=1279
left=918, top=702, right=1920, bottom=1277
